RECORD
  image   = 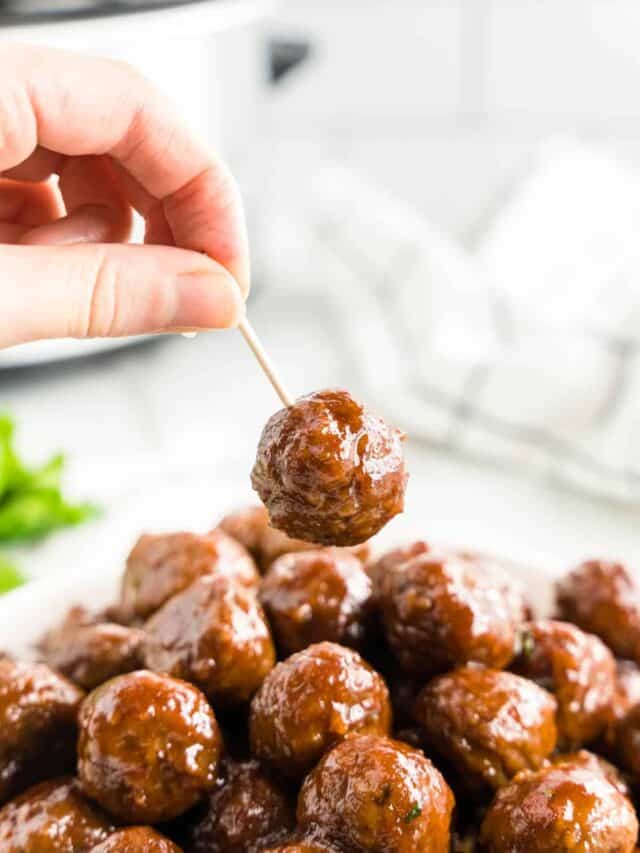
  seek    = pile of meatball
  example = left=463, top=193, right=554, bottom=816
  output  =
left=3, top=511, right=640, bottom=852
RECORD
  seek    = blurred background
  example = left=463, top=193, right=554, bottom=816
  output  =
left=2, top=0, right=640, bottom=587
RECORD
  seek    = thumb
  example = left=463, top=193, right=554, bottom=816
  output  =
left=0, top=243, right=244, bottom=348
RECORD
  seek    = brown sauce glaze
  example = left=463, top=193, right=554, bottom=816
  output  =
left=185, top=759, right=295, bottom=853
left=413, top=666, right=557, bottom=796
left=91, top=826, right=182, bottom=851
left=511, top=620, right=616, bottom=748
left=556, top=559, right=640, bottom=662
left=297, top=734, right=454, bottom=853
left=260, top=549, right=373, bottom=655
left=38, top=607, right=144, bottom=691
left=121, top=529, right=259, bottom=620
left=77, top=670, right=221, bottom=823
left=219, top=504, right=370, bottom=573
left=381, top=551, right=526, bottom=678
left=143, top=574, right=275, bottom=708
left=0, top=658, right=84, bottom=805
left=249, top=641, right=391, bottom=779
left=251, top=390, right=407, bottom=547
left=0, top=777, right=112, bottom=853
left=480, top=762, right=638, bottom=852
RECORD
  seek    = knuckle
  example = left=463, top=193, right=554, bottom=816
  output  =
left=83, top=251, right=120, bottom=338
left=144, top=275, right=177, bottom=330
left=165, top=160, right=241, bottom=237
left=108, top=57, right=150, bottom=91
left=0, top=74, right=36, bottom=168
left=110, top=57, right=160, bottom=119
left=109, top=66, right=160, bottom=168
left=76, top=249, right=177, bottom=337
left=207, top=158, right=240, bottom=208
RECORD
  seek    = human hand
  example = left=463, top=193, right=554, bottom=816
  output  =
left=0, top=43, right=249, bottom=349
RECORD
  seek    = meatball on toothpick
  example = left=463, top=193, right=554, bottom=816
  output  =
left=251, top=389, right=407, bottom=546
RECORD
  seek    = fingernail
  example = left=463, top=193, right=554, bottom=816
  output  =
left=173, top=270, right=244, bottom=330
left=229, top=256, right=252, bottom=301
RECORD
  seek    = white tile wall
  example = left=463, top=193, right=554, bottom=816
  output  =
left=268, top=0, right=640, bottom=236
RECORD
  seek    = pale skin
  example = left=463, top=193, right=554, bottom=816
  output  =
left=0, top=43, right=250, bottom=349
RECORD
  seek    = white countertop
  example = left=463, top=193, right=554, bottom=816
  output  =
left=1, top=284, right=640, bottom=583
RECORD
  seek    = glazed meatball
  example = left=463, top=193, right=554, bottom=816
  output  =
left=479, top=762, right=638, bottom=853
left=0, top=658, right=84, bottom=804
left=511, top=620, right=616, bottom=747
left=143, top=575, right=275, bottom=707
left=599, top=660, right=640, bottom=754
left=366, top=539, right=430, bottom=601
left=298, top=734, right=454, bottom=853
left=218, top=505, right=317, bottom=573
left=38, top=607, right=144, bottom=690
left=0, top=777, right=112, bottom=853
left=263, top=839, right=341, bottom=852
left=218, top=505, right=275, bottom=560
left=556, top=559, right=640, bottom=661
left=121, top=529, right=259, bottom=619
left=413, top=666, right=557, bottom=795
left=260, top=549, right=373, bottom=655
left=78, top=670, right=221, bottom=823
left=381, top=551, right=526, bottom=678
left=259, top=535, right=371, bottom=573
left=614, top=703, right=640, bottom=778
left=251, top=389, right=407, bottom=547
left=91, top=827, right=182, bottom=852
left=249, top=641, right=391, bottom=778
left=219, top=505, right=371, bottom=573
left=550, top=750, right=630, bottom=797
left=612, top=659, right=640, bottom=721
left=185, top=760, right=295, bottom=853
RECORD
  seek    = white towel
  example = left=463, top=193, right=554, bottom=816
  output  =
left=267, top=139, right=640, bottom=505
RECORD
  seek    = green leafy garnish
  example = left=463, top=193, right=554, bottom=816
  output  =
left=0, top=414, right=98, bottom=543
left=0, top=557, right=24, bottom=594
left=404, top=803, right=422, bottom=823
left=520, top=630, right=536, bottom=659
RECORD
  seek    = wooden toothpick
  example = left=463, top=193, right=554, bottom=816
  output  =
left=238, top=317, right=294, bottom=408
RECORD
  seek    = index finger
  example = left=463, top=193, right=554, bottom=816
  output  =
left=0, top=43, right=249, bottom=294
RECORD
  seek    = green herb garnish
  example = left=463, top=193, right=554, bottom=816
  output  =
left=404, top=803, right=422, bottom=823
left=0, top=415, right=98, bottom=543
left=0, top=557, right=24, bottom=594
left=520, top=630, right=535, bottom=658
